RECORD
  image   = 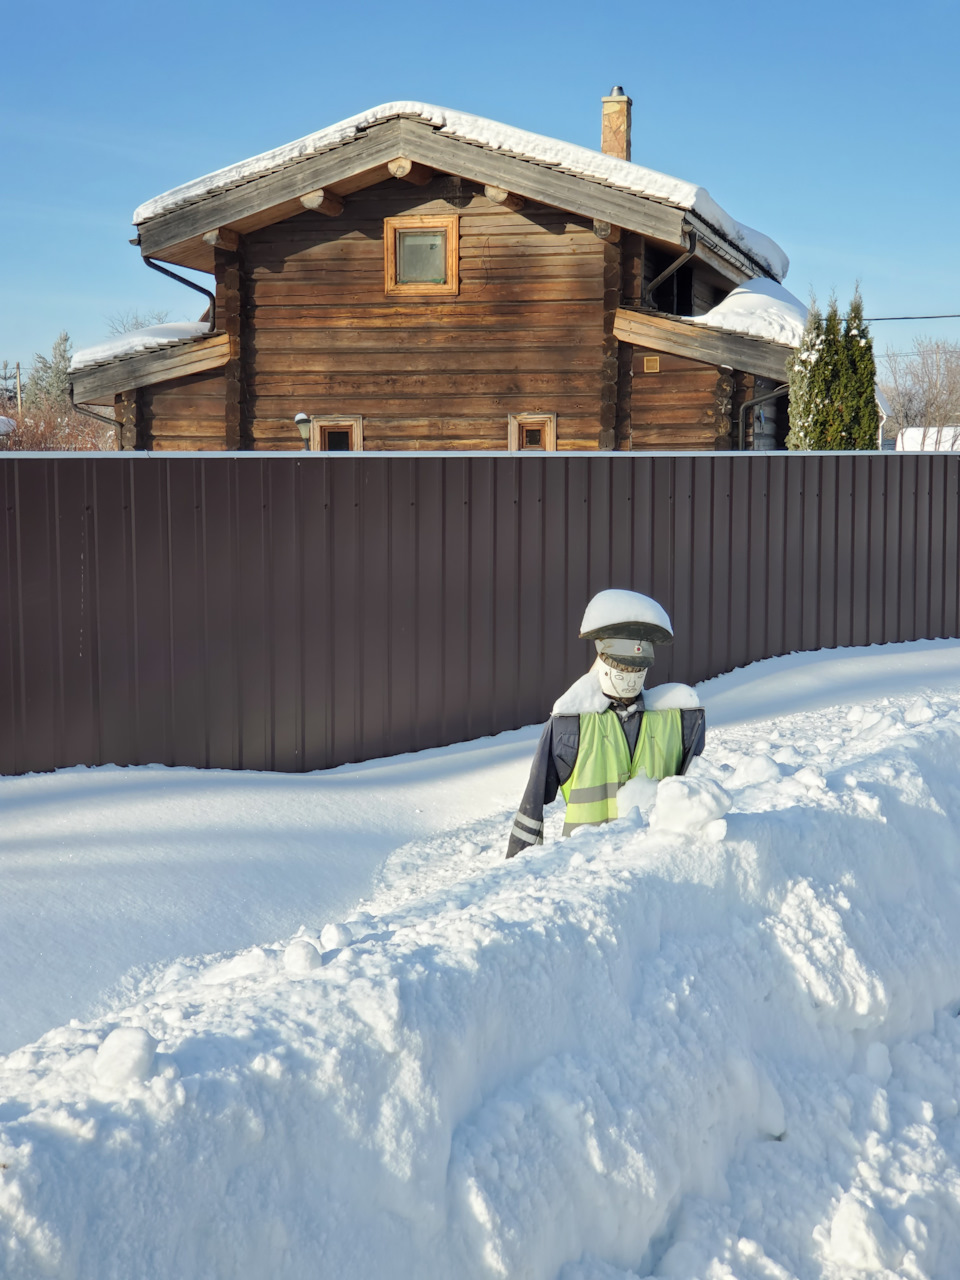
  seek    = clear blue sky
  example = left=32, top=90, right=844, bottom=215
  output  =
left=2, top=0, right=958, bottom=376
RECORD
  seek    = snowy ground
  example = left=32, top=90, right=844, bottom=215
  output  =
left=4, top=640, right=960, bottom=1279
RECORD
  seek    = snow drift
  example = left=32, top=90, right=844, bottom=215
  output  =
left=4, top=645, right=960, bottom=1278
left=691, top=277, right=807, bottom=348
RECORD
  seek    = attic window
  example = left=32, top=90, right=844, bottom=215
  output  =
left=508, top=413, right=557, bottom=452
left=384, top=214, right=459, bottom=297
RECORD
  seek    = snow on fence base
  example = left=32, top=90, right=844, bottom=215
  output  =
left=1, top=451, right=959, bottom=778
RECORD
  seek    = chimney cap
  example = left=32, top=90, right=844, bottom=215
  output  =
left=607, top=85, right=629, bottom=98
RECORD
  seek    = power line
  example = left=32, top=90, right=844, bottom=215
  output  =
left=865, top=314, right=960, bottom=321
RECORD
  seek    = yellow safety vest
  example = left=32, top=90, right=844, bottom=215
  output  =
left=560, top=708, right=684, bottom=835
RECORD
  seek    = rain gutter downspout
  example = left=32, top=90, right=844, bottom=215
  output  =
left=738, top=383, right=788, bottom=452
left=68, top=390, right=124, bottom=438
left=143, top=256, right=217, bottom=333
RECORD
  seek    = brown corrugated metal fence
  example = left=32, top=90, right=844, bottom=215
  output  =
left=2, top=453, right=958, bottom=776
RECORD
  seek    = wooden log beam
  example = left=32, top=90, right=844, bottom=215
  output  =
left=388, top=157, right=434, bottom=185
left=593, top=219, right=620, bottom=243
left=613, top=308, right=792, bottom=382
left=484, top=185, right=525, bottom=212
left=201, top=228, right=240, bottom=251
left=397, top=118, right=687, bottom=246
left=137, top=120, right=405, bottom=256
left=70, top=334, right=231, bottom=403
left=299, top=189, right=344, bottom=216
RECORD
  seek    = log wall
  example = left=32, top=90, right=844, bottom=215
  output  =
left=140, top=369, right=228, bottom=452
left=240, top=178, right=608, bottom=451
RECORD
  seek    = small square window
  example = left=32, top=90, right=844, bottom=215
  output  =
left=384, top=214, right=458, bottom=297
left=308, top=415, right=363, bottom=452
left=508, top=413, right=557, bottom=452
left=643, top=356, right=661, bottom=373
left=324, top=428, right=352, bottom=451
left=397, top=229, right=447, bottom=284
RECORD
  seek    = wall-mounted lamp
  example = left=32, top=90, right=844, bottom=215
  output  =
left=294, top=413, right=311, bottom=450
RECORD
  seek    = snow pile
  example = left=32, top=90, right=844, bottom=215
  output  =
left=131, top=101, right=788, bottom=281
left=897, top=425, right=960, bottom=452
left=692, top=277, right=807, bottom=347
left=0, top=415, right=15, bottom=436
left=5, top=642, right=960, bottom=1276
left=70, top=322, right=211, bottom=372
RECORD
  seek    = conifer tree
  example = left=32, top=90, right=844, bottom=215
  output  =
left=786, top=300, right=823, bottom=449
left=818, top=298, right=847, bottom=449
left=845, top=290, right=880, bottom=449
left=787, top=294, right=879, bottom=450
left=25, top=332, right=73, bottom=409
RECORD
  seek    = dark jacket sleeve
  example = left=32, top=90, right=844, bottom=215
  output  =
left=679, top=707, right=706, bottom=775
left=505, top=716, right=580, bottom=858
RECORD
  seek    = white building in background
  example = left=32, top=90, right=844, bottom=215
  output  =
left=896, top=425, right=960, bottom=451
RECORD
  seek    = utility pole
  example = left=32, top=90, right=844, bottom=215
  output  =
left=15, top=362, right=22, bottom=416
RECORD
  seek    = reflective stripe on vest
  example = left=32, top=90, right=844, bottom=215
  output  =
left=560, top=708, right=684, bottom=835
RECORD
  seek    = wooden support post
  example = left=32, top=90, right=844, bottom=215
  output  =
left=299, top=189, right=344, bottom=216
left=201, top=228, right=240, bottom=251
left=713, top=368, right=735, bottom=449
left=114, top=389, right=141, bottom=450
left=599, top=239, right=623, bottom=450
left=216, top=244, right=248, bottom=450
left=387, top=157, right=434, bottom=185
left=483, top=185, right=525, bottom=211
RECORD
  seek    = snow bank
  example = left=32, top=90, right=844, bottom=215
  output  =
left=691, top=276, right=807, bottom=347
left=897, top=425, right=960, bottom=452
left=0, top=734, right=535, bottom=1053
left=4, top=641, right=960, bottom=1277
left=131, top=102, right=788, bottom=281
left=70, top=322, right=211, bottom=372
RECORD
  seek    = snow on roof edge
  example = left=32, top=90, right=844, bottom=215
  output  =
left=690, top=278, right=808, bottom=348
left=70, top=322, right=212, bottom=373
left=132, top=101, right=788, bottom=281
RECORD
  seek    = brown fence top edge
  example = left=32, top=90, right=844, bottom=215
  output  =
left=0, top=449, right=914, bottom=462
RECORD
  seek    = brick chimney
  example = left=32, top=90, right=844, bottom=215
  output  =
left=601, top=86, right=632, bottom=161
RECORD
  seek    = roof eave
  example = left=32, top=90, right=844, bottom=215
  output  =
left=70, top=333, right=231, bottom=404
left=135, top=117, right=763, bottom=284
left=613, top=307, right=793, bottom=381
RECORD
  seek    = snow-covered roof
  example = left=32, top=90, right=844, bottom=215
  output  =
left=132, top=101, right=789, bottom=281
left=692, top=278, right=807, bottom=347
left=896, top=425, right=960, bottom=452
left=70, top=322, right=211, bottom=373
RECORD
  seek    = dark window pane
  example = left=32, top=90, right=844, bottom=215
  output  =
left=397, top=229, right=446, bottom=284
left=325, top=429, right=351, bottom=451
left=523, top=428, right=543, bottom=449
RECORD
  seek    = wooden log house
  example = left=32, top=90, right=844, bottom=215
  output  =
left=71, top=93, right=800, bottom=452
